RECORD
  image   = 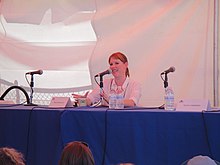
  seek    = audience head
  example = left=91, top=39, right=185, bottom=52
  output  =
left=59, top=141, right=95, bottom=165
left=186, top=155, right=219, bottom=165
left=0, top=147, right=25, bottom=165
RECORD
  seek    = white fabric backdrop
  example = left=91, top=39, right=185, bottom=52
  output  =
left=0, top=0, right=96, bottom=88
left=90, top=0, right=214, bottom=106
left=0, top=0, right=216, bottom=106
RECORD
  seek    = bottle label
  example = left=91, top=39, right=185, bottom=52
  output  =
left=109, top=94, right=116, bottom=109
left=115, top=94, right=124, bottom=109
left=164, top=95, right=175, bottom=110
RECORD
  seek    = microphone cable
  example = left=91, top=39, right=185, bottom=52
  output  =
left=201, top=110, right=213, bottom=158
left=101, top=108, right=109, bottom=165
left=94, top=76, right=109, bottom=106
left=25, top=106, right=67, bottom=164
left=25, top=106, right=35, bottom=164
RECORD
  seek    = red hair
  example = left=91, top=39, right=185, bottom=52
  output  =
left=108, top=52, right=130, bottom=77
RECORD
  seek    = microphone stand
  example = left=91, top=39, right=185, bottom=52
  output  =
left=158, top=73, right=169, bottom=109
left=163, top=73, right=168, bottom=89
left=92, top=75, right=104, bottom=107
left=26, top=74, right=38, bottom=106
left=99, top=75, right=104, bottom=102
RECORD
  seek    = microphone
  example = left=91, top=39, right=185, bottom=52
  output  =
left=95, top=69, right=112, bottom=77
left=26, top=69, right=43, bottom=75
left=161, top=67, right=175, bottom=75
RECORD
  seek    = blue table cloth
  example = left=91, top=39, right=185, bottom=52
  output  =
left=0, top=105, right=220, bottom=165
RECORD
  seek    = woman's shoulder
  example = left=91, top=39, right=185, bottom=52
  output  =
left=128, top=77, right=141, bottom=85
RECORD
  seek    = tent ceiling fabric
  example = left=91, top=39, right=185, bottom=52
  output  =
left=1, top=0, right=96, bottom=24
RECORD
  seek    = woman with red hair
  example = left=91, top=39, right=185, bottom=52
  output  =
left=73, top=52, right=142, bottom=108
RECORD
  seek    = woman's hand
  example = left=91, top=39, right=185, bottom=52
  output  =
left=72, top=91, right=90, bottom=106
left=72, top=91, right=89, bottom=99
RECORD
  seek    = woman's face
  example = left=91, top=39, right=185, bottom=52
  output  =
left=109, top=57, right=128, bottom=78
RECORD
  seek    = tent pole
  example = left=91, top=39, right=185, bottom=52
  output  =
left=213, top=0, right=219, bottom=107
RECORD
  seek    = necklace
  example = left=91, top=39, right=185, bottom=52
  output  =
left=110, top=78, right=129, bottom=98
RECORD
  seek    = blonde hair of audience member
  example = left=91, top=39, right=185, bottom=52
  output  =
left=59, top=141, right=95, bottom=165
left=0, top=147, right=25, bottom=165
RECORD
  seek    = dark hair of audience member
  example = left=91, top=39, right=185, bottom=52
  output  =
left=59, top=141, right=95, bottom=165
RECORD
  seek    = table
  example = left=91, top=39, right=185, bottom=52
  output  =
left=0, top=105, right=219, bottom=165
left=0, top=105, right=63, bottom=165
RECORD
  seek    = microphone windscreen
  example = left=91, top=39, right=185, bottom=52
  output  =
left=170, top=67, right=175, bottom=72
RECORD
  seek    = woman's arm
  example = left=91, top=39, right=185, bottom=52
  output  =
left=124, top=99, right=135, bottom=107
left=72, top=91, right=91, bottom=106
left=125, top=80, right=142, bottom=107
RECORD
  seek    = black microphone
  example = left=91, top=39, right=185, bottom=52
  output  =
left=26, top=69, right=43, bottom=75
left=95, top=69, right=112, bottom=77
left=161, top=67, right=175, bottom=75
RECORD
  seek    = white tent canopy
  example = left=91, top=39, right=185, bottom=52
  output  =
left=0, top=0, right=219, bottom=107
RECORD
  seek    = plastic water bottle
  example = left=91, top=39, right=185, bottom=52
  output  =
left=109, top=90, right=116, bottom=109
left=164, top=86, right=175, bottom=110
left=115, top=92, right=124, bottom=109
